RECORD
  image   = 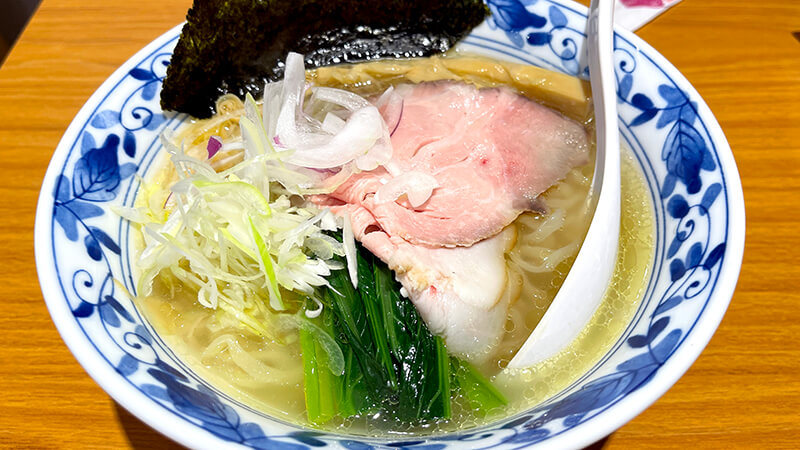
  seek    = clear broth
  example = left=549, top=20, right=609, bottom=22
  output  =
left=135, top=56, right=654, bottom=436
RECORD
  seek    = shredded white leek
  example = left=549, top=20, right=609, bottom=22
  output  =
left=131, top=128, right=347, bottom=336
left=128, top=52, right=393, bottom=341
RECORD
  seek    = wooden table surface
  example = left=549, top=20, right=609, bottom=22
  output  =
left=1, top=0, right=798, bottom=448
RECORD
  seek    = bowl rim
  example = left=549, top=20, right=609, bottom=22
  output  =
left=33, top=1, right=745, bottom=448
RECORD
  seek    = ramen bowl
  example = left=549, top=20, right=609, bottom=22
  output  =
left=34, top=0, right=744, bottom=448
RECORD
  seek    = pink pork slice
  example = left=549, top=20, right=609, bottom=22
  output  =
left=327, top=81, right=589, bottom=247
left=317, top=81, right=590, bottom=361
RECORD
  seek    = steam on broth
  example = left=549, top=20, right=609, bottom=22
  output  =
left=132, top=54, right=654, bottom=435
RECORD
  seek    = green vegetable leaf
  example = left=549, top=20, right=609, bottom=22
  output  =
left=299, top=326, right=338, bottom=424
left=300, top=235, right=507, bottom=425
left=452, top=357, right=508, bottom=416
left=300, top=317, right=345, bottom=376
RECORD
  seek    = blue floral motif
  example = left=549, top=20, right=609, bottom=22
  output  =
left=489, top=0, right=546, bottom=31
left=86, top=53, right=170, bottom=157
left=53, top=53, right=173, bottom=321
left=137, top=364, right=314, bottom=450
left=486, top=0, right=585, bottom=74
left=53, top=135, right=136, bottom=261
left=610, top=60, right=727, bottom=361
left=43, top=1, right=736, bottom=448
left=618, top=81, right=716, bottom=197
left=488, top=0, right=547, bottom=48
left=144, top=367, right=296, bottom=448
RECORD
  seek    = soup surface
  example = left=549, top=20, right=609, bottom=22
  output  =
left=133, top=55, right=654, bottom=435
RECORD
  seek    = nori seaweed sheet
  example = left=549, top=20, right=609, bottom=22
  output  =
left=160, top=0, right=489, bottom=118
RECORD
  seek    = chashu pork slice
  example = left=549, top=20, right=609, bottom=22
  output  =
left=328, top=81, right=589, bottom=247
left=349, top=203, right=518, bottom=362
left=316, top=81, right=589, bottom=361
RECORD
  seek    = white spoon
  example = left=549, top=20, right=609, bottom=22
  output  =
left=508, top=0, right=620, bottom=368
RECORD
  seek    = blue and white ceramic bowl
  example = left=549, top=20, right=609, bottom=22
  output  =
left=34, top=0, right=745, bottom=448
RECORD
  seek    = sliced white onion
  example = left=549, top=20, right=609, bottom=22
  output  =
left=282, top=52, right=306, bottom=108
left=321, top=112, right=346, bottom=134
left=285, top=106, right=386, bottom=169
left=312, top=87, right=371, bottom=111
left=355, top=134, right=392, bottom=171
left=376, top=87, right=404, bottom=136
left=274, top=96, right=301, bottom=148
left=274, top=53, right=308, bottom=149
left=374, top=86, right=394, bottom=108
left=276, top=88, right=362, bottom=151
left=260, top=52, right=394, bottom=176
left=374, top=171, right=439, bottom=208
left=262, top=80, right=283, bottom=138
left=342, top=210, right=358, bottom=289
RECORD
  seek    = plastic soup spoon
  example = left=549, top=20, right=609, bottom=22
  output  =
left=508, top=0, right=620, bottom=368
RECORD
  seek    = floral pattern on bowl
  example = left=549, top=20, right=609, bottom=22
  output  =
left=34, top=1, right=744, bottom=448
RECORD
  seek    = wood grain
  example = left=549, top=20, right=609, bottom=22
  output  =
left=0, top=0, right=798, bottom=448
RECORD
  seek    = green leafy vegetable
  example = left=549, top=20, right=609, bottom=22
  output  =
left=359, top=251, right=397, bottom=387
left=299, top=326, right=337, bottom=423
left=300, top=237, right=507, bottom=425
left=451, top=357, right=508, bottom=416
left=161, top=0, right=489, bottom=117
